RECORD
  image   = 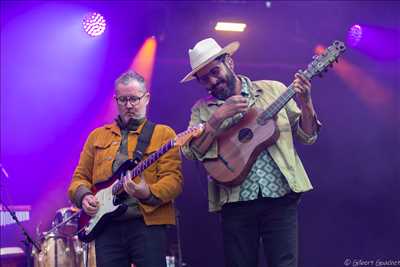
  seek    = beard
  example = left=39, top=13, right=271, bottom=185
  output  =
left=210, top=67, right=237, bottom=100
left=120, top=109, right=145, bottom=123
left=126, top=112, right=144, bottom=120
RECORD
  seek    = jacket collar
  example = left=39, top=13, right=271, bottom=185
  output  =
left=104, top=118, right=148, bottom=136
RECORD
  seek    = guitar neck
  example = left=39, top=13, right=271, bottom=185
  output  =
left=111, top=140, right=175, bottom=195
left=132, top=140, right=174, bottom=177
left=258, top=69, right=314, bottom=123
left=258, top=84, right=296, bottom=122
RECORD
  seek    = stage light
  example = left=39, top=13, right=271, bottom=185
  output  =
left=347, top=24, right=363, bottom=47
left=348, top=25, right=399, bottom=60
left=215, top=22, right=246, bottom=32
left=82, top=12, right=106, bottom=37
left=313, top=45, right=392, bottom=109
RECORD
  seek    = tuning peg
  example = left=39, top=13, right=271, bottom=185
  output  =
left=312, top=55, right=318, bottom=60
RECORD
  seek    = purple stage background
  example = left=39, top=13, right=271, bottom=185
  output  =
left=1, top=1, right=399, bottom=267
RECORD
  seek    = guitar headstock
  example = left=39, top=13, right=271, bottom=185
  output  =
left=302, top=40, right=346, bottom=80
left=174, top=124, right=205, bottom=146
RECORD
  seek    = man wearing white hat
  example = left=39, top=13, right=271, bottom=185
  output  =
left=181, top=38, right=321, bottom=267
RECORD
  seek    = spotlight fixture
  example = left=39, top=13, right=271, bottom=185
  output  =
left=347, top=24, right=363, bottom=47
left=215, top=22, right=246, bottom=32
left=82, top=12, right=106, bottom=37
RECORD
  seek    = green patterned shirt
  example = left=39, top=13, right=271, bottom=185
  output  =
left=238, top=77, right=291, bottom=201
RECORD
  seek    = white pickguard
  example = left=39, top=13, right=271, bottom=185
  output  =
left=85, top=181, right=119, bottom=235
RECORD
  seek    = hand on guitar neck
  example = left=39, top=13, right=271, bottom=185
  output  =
left=191, top=94, right=248, bottom=157
left=292, top=72, right=318, bottom=136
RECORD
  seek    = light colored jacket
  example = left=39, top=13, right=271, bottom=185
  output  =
left=181, top=75, right=321, bottom=211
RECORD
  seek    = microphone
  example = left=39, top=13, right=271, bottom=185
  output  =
left=0, top=164, right=9, bottom=178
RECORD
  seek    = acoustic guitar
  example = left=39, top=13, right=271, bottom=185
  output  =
left=203, top=40, right=346, bottom=186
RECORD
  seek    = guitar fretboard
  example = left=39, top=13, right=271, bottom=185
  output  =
left=111, top=140, right=174, bottom=195
left=258, top=69, right=312, bottom=123
left=258, top=84, right=296, bottom=123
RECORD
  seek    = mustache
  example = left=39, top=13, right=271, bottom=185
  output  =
left=211, top=80, right=224, bottom=91
left=125, top=109, right=136, bottom=115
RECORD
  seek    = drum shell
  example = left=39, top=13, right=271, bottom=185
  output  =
left=32, top=233, right=79, bottom=267
left=77, top=241, right=96, bottom=267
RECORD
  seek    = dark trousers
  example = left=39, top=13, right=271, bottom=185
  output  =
left=95, top=218, right=167, bottom=267
left=221, top=193, right=300, bottom=267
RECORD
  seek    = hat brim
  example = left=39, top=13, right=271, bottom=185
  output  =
left=180, top=41, right=240, bottom=83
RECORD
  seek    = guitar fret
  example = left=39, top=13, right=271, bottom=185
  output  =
left=111, top=139, right=177, bottom=195
left=259, top=84, right=297, bottom=123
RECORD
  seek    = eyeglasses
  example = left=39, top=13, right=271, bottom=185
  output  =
left=115, top=93, right=147, bottom=106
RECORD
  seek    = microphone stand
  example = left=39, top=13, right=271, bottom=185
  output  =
left=0, top=164, right=40, bottom=267
left=175, top=209, right=186, bottom=267
left=0, top=202, right=41, bottom=267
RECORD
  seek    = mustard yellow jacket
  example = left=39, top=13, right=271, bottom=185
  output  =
left=68, top=120, right=183, bottom=225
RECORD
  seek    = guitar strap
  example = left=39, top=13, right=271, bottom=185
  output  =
left=132, top=120, right=156, bottom=165
left=113, top=120, right=156, bottom=220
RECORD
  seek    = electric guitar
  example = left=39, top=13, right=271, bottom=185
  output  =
left=203, top=40, right=346, bottom=186
left=78, top=124, right=204, bottom=242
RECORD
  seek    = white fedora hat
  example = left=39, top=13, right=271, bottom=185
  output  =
left=180, top=38, right=240, bottom=83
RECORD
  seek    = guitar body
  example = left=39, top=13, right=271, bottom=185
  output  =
left=203, top=107, right=280, bottom=186
left=77, top=174, right=128, bottom=242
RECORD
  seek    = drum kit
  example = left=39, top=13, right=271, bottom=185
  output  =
left=32, top=207, right=96, bottom=267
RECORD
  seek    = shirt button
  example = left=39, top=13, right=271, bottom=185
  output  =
left=292, top=181, right=299, bottom=191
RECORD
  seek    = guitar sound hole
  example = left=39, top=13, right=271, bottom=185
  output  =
left=238, top=128, right=253, bottom=143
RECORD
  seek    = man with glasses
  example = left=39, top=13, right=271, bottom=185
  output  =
left=180, top=38, right=321, bottom=267
left=68, top=70, right=183, bottom=267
